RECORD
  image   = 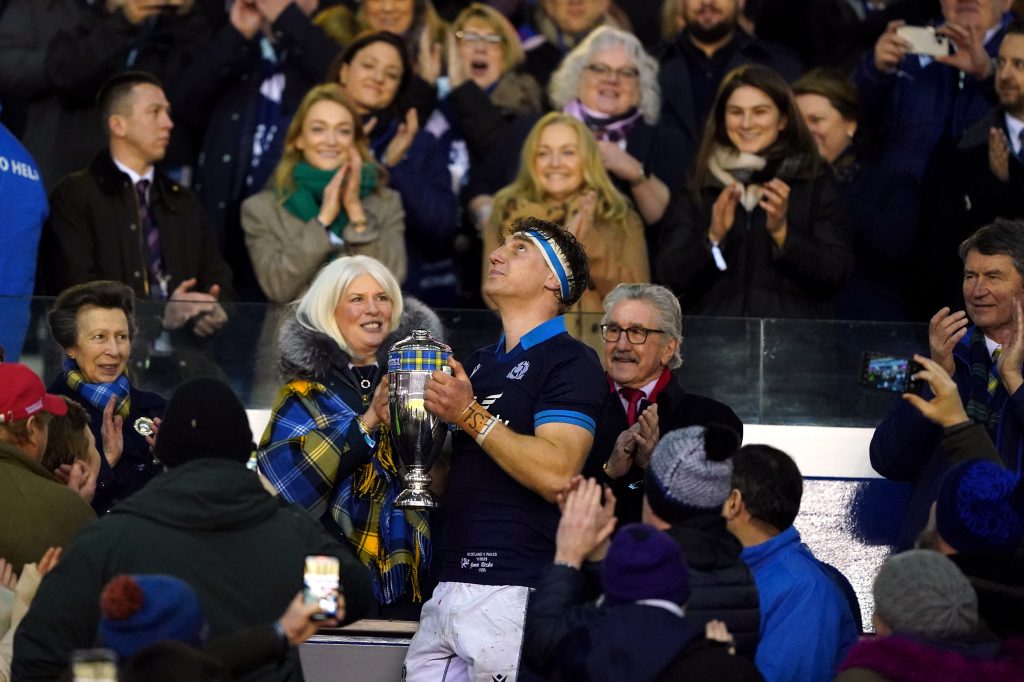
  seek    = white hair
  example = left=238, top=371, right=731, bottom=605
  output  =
left=601, top=283, right=683, bottom=369
left=295, top=256, right=403, bottom=358
left=548, top=26, right=661, bottom=125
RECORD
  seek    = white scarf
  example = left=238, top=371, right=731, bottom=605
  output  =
left=707, top=146, right=767, bottom=212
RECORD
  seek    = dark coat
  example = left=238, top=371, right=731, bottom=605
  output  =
left=523, top=563, right=763, bottom=682
left=0, top=440, right=95, bottom=575
left=667, top=517, right=761, bottom=659
left=0, top=0, right=214, bottom=189
left=869, top=329, right=1024, bottom=548
left=853, top=15, right=1009, bottom=183
left=583, top=371, right=742, bottom=525
left=656, top=167, right=853, bottom=318
left=951, top=550, right=1024, bottom=640
left=40, top=149, right=234, bottom=298
left=11, top=458, right=372, bottom=682
left=368, top=117, right=459, bottom=306
left=914, top=107, right=1024, bottom=315
left=657, top=31, right=802, bottom=167
left=170, top=5, right=339, bottom=298
left=48, top=376, right=166, bottom=515
left=831, top=146, right=922, bottom=322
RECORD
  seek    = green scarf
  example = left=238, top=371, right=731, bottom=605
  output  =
left=284, top=161, right=378, bottom=240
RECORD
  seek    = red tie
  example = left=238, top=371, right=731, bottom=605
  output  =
left=619, top=387, right=645, bottom=426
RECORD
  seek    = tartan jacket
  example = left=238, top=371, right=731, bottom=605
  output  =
left=257, top=313, right=432, bottom=604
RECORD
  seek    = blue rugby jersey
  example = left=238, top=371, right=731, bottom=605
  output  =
left=441, top=316, right=606, bottom=587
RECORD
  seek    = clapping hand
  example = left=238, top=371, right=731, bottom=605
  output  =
left=383, top=109, right=419, bottom=168
left=989, top=127, right=1011, bottom=183
left=996, top=299, right=1024, bottom=395
left=709, top=183, right=741, bottom=244
left=928, top=307, right=969, bottom=376
left=760, top=178, right=790, bottom=246
left=566, top=190, right=597, bottom=242
left=554, top=477, right=617, bottom=568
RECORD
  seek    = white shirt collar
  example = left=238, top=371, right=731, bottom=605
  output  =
left=985, top=335, right=1002, bottom=359
left=1005, top=112, right=1024, bottom=155
left=613, top=376, right=659, bottom=412
left=112, top=157, right=155, bottom=188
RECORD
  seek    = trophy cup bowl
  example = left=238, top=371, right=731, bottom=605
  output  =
left=388, top=329, right=452, bottom=509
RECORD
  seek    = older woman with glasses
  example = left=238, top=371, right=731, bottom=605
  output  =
left=466, top=27, right=684, bottom=261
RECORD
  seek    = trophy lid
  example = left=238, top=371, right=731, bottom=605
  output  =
left=388, top=329, right=452, bottom=373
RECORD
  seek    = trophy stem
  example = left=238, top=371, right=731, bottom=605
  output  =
left=394, top=466, right=439, bottom=510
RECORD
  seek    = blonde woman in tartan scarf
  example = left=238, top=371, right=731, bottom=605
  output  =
left=46, top=281, right=166, bottom=515
left=258, top=256, right=436, bottom=618
left=486, top=112, right=648, bottom=341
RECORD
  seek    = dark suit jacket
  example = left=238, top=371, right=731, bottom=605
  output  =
left=583, top=370, right=743, bottom=525
left=40, top=148, right=233, bottom=298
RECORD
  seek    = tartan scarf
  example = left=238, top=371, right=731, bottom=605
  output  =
left=264, top=380, right=431, bottom=604
left=964, top=327, right=1005, bottom=435
left=63, top=358, right=131, bottom=418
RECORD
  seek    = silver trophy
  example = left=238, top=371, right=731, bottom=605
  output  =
left=388, top=329, right=452, bottom=509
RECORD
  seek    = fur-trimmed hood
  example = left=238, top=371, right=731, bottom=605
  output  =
left=276, top=296, right=445, bottom=382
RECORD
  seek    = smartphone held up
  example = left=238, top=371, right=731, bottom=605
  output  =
left=303, top=555, right=342, bottom=622
left=858, top=352, right=925, bottom=395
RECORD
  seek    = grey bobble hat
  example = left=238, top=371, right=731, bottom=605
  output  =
left=644, top=424, right=740, bottom=524
left=873, top=550, right=978, bottom=639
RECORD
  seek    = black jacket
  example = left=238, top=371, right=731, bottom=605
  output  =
left=0, top=0, right=214, bottom=188
left=40, top=148, right=234, bottom=298
left=583, top=371, right=742, bottom=525
left=657, top=167, right=853, bottom=318
left=169, top=5, right=339, bottom=297
left=666, top=516, right=761, bottom=659
left=915, top=106, right=1024, bottom=315
left=12, top=458, right=372, bottom=682
left=523, top=563, right=764, bottom=682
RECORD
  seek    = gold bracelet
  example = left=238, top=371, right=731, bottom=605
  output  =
left=355, top=415, right=379, bottom=435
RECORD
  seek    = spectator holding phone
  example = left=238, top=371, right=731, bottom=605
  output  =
left=855, top=0, right=1013, bottom=184
left=12, top=377, right=371, bottom=682
left=870, top=218, right=1024, bottom=549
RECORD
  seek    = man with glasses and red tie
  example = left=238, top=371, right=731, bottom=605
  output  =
left=583, top=282, right=743, bottom=524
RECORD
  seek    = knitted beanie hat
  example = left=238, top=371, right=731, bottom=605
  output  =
left=99, top=575, right=208, bottom=660
left=602, top=523, right=691, bottom=606
left=154, top=377, right=253, bottom=468
left=644, top=424, right=740, bottom=523
left=935, top=458, right=1024, bottom=555
left=873, top=550, right=978, bottom=639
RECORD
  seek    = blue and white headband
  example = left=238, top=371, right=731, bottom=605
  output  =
left=520, top=229, right=573, bottom=300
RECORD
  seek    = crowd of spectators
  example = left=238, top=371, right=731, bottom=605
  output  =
left=4, top=0, right=1024, bottom=680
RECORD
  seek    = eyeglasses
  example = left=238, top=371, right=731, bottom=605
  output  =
left=600, top=324, right=666, bottom=345
left=456, top=31, right=504, bottom=46
left=584, top=63, right=640, bottom=81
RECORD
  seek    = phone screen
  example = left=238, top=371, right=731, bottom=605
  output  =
left=71, top=649, right=118, bottom=682
left=303, top=555, right=341, bottom=621
left=859, top=352, right=922, bottom=393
